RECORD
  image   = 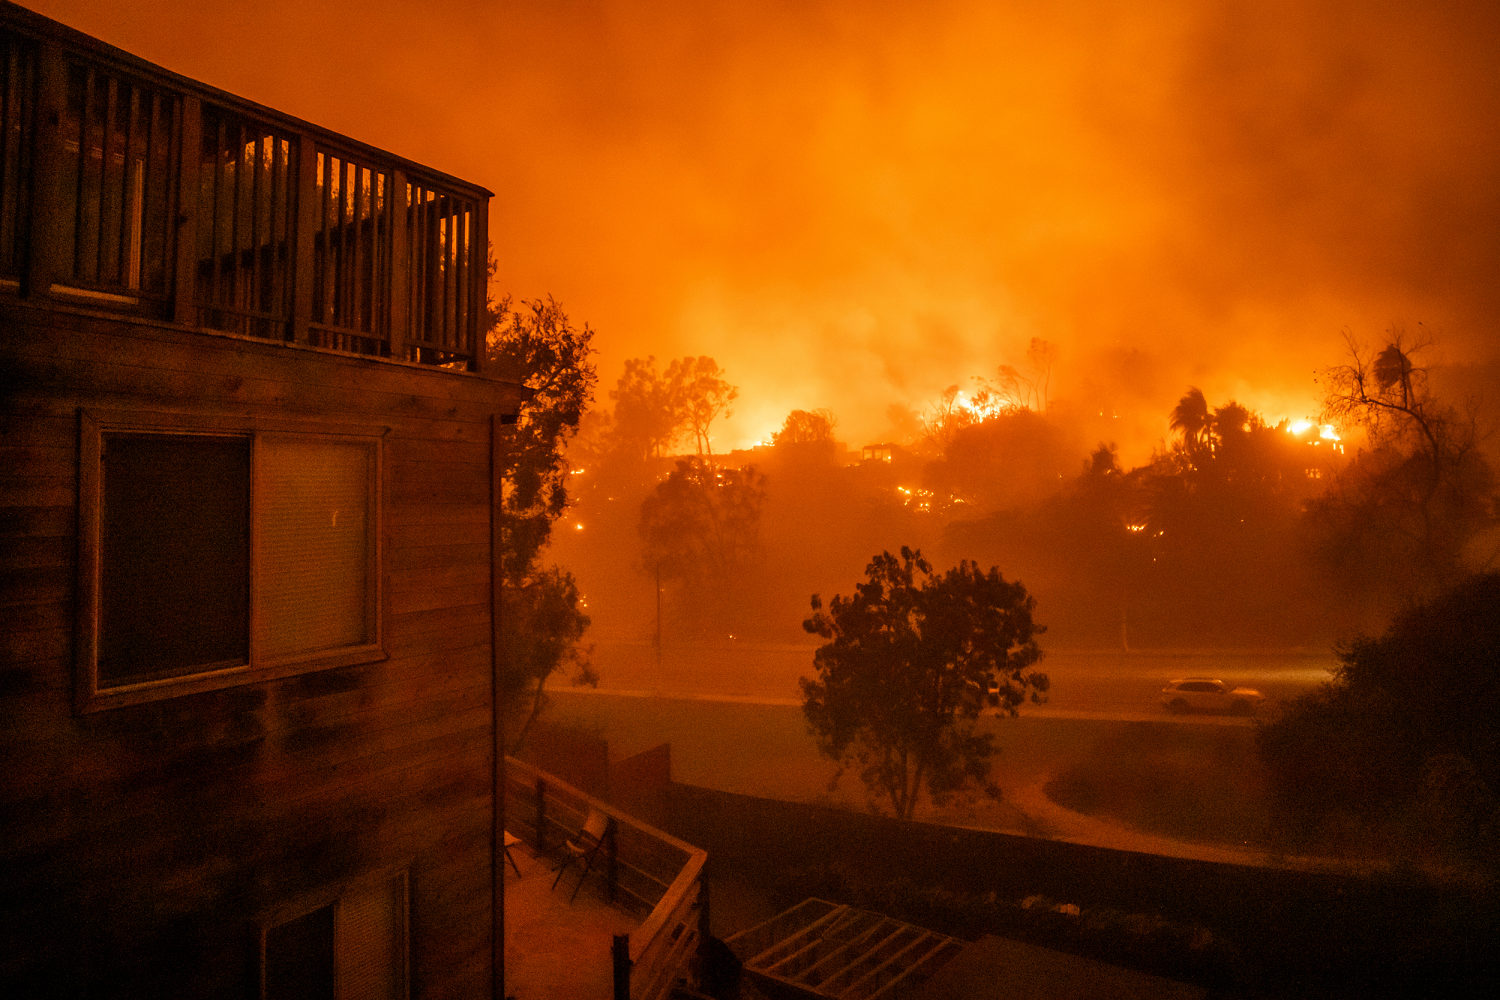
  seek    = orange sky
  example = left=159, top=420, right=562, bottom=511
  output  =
left=30, top=0, right=1500, bottom=460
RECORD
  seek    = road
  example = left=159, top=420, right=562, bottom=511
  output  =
left=580, top=639, right=1335, bottom=723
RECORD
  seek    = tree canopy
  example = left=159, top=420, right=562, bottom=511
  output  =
left=1258, top=572, right=1500, bottom=860
left=499, top=567, right=596, bottom=752
left=484, top=289, right=598, bottom=746
left=667, top=355, right=737, bottom=457
left=639, top=458, right=766, bottom=587
left=1314, top=332, right=1494, bottom=593
left=604, top=354, right=739, bottom=463
left=771, top=409, right=840, bottom=470
left=801, top=548, right=1046, bottom=819
left=486, top=293, right=597, bottom=581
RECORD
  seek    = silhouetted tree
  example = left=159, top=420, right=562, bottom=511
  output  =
left=486, top=293, right=598, bottom=581
left=1026, top=336, right=1058, bottom=412
left=1169, top=386, right=1211, bottom=467
left=801, top=548, right=1047, bottom=819
left=501, top=567, right=596, bottom=751
left=485, top=290, right=599, bottom=749
left=1258, top=573, right=1500, bottom=860
left=1085, top=442, right=1120, bottom=479
left=609, top=355, right=683, bottom=462
left=1315, top=332, right=1494, bottom=591
left=639, top=458, right=767, bottom=597
left=667, top=355, right=737, bottom=457
left=923, top=407, right=1079, bottom=514
left=771, top=408, right=839, bottom=469
left=975, top=337, right=1057, bottom=412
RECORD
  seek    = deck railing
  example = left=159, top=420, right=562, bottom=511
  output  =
left=0, top=4, right=489, bottom=372
left=504, top=757, right=708, bottom=1000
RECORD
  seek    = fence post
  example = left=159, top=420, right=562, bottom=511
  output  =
left=171, top=95, right=201, bottom=326
left=24, top=42, right=67, bottom=300
left=534, top=777, right=547, bottom=854
left=606, top=819, right=618, bottom=903
left=467, top=195, right=487, bottom=373
left=698, top=876, right=711, bottom=948
left=612, top=933, right=631, bottom=1000
left=289, top=132, right=316, bottom=344
left=387, top=168, right=407, bottom=360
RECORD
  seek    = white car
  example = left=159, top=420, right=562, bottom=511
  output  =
left=1160, top=677, right=1265, bottom=715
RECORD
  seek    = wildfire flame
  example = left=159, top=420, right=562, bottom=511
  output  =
left=1285, top=419, right=1340, bottom=442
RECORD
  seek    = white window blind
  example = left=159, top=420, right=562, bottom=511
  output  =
left=336, top=876, right=406, bottom=1000
left=257, top=438, right=372, bottom=660
left=263, top=873, right=407, bottom=1000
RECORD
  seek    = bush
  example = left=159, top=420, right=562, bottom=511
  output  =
left=1257, top=573, right=1500, bottom=862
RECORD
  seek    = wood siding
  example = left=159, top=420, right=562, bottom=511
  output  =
left=0, top=298, right=522, bottom=998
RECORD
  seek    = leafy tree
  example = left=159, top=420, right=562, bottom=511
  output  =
left=1258, top=573, right=1500, bottom=859
left=771, top=408, right=839, bottom=469
left=609, top=355, right=683, bottom=462
left=773, top=408, right=838, bottom=448
left=603, top=354, right=738, bottom=462
left=484, top=288, right=598, bottom=746
left=667, top=355, right=737, bottom=457
left=486, top=293, right=598, bottom=580
left=924, top=407, right=1080, bottom=514
left=639, top=459, right=767, bottom=587
left=500, top=567, right=596, bottom=751
left=800, top=548, right=1047, bottom=819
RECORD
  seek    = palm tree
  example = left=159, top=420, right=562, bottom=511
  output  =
left=1170, top=386, right=1211, bottom=466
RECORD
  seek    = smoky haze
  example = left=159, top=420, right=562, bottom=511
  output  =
left=30, top=0, right=1500, bottom=462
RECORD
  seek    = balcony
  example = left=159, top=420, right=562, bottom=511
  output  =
left=504, top=757, right=708, bottom=1000
left=0, top=3, right=488, bottom=371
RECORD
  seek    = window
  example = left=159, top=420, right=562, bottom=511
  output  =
left=262, top=870, right=409, bottom=1000
left=98, top=433, right=251, bottom=686
left=77, top=409, right=384, bottom=711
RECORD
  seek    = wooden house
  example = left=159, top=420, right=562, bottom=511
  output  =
left=1, top=3, right=526, bottom=995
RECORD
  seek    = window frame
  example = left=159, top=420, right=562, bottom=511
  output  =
left=76, top=407, right=387, bottom=713
left=257, top=865, right=412, bottom=1000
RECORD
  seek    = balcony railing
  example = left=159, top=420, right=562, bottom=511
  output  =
left=0, top=4, right=489, bottom=372
left=505, top=757, right=708, bottom=1000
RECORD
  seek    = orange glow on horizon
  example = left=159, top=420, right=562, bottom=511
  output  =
left=35, top=0, right=1496, bottom=463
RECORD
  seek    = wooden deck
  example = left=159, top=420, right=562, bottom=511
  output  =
left=504, top=837, right=641, bottom=1000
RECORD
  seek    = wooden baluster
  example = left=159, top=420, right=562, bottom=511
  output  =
left=172, top=95, right=200, bottom=325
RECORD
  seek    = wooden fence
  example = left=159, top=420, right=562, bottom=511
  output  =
left=504, top=757, right=707, bottom=1000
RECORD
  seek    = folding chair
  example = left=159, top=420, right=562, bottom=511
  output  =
left=551, top=806, right=613, bottom=901
left=503, top=831, right=522, bottom=877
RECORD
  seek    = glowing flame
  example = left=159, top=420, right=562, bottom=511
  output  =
left=1284, top=419, right=1341, bottom=443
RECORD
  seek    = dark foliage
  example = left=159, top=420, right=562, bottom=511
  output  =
left=485, top=286, right=599, bottom=748
left=500, top=567, right=596, bottom=752
left=485, top=292, right=597, bottom=582
left=800, top=548, right=1046, bottom=819
left=1258, top=573, right=1500, bottom=858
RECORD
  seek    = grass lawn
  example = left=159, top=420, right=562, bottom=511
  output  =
left=541, top=690, right=1274, bottom=854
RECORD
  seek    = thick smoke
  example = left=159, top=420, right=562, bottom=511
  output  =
left=37, top=0, right=1500, bottom=459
